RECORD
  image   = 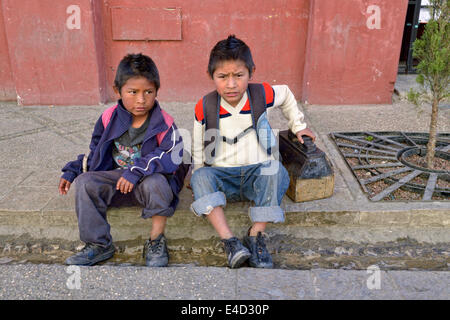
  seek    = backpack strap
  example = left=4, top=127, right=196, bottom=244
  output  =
left=202, top=90, right=221, bottom=158
left=101, top=103, right=173, bottom=147
left=247, top=83, right=267, bottom=133
left=201, top=83, right=268, bottom=162
left=202, top=83, right=267, bottom=132
left=156, top=108, right=174, bottom=145
left=101, top=104, right=118, bottom=129
left=202, top=90, right=220, bottom=132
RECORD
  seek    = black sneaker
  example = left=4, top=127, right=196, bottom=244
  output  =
left=243, top=232, right=273, bottom=268
left=222, top=237, right=251, bottom=269
left=143, top=234, right=169, bottom=267
left=65, top=243, right=115, bottom=266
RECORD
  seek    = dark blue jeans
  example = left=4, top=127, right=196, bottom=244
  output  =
left=190, top=160, right=289, bottom=223
left=74, top=170, right=174, bottom=247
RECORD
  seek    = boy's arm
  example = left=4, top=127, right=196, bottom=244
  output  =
left=271, top=84, right=307, bottom=135
left=60, top=116, right=104, bottom=183
left=121, top=124, right=183, bottom=185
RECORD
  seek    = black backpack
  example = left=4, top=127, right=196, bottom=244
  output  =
left=201, top=83, right=270, bottom=164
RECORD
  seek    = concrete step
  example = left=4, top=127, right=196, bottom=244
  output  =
left=0, top=102, right=448, bottom=270
left=1, top=185, right=449, bottom=242
left=1, top=187, right=449, bottom=270
left=1, top=227, right=448, bottom=270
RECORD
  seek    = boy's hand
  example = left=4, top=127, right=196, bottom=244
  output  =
left=295, top=128, right=316, bottom=144
left=58, top=178, right=71, bottom=195
left=116, top=177, right=134, bottom=194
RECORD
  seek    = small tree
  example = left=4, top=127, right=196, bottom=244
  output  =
left=407, top=0, right=449, bottom=169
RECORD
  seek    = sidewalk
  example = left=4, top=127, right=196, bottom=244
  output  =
left=0, top=264, right=448, bottom=300
left=0, top=84, right=449, bottom=270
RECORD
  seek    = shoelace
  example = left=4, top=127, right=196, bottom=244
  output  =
left=81, top=243, right=96, bottom=253
left=255, top=233, right=268, bottom=258
left=144, top=239, right=163, bottom=257
left=151, top=240, right=163, bottom=254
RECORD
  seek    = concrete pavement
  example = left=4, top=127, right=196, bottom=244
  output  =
left=0, top=75, right=449, bottom=300
left=0, top=88, right=448, bottom=241
left=0, top=264, right=448, bottom=300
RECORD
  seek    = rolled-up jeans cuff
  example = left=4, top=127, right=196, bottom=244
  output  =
left=190, top=191, right=227, bottom=217
left=142, top=207, right=174, bottom=219
left=249, top=206, right=285, bottom=223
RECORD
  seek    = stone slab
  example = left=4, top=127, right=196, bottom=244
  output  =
left=0, top=264, right=448, bottom=300
left=236, top=268, right=316, bottom=299
left=310, top=269, right=400, bottom=299
left=0, top=186, right=55, bottom=211
left=0, top=264, right=236, bottom=300
left=387, top=271, right=450, bottom=300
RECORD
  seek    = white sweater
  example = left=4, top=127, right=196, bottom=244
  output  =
left=192, top=83, right=306, bottom=172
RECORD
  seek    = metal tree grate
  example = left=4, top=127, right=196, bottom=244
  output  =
left=329, top=132, right=450, bottom=201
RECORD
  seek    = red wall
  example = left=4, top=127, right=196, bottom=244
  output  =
left=0, top=0, right=407, bottom=105
left=101, top=0, right=310, bottom=102
left=0, top=3, right=15, bottom=101
left=1, top=0, right=106, bottom=105
left=302, top=0, right=408, bottom=104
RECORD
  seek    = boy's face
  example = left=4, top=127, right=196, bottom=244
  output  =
left=212, top=59, right=254, bottom=107
left=114, top=76, right=157, bottom=119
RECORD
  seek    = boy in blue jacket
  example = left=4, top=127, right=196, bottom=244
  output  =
left=59, top=53, right=185, bottom=267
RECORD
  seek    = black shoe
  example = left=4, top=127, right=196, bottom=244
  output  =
left=143, top=234, right=169, bottom=267
left=243, top=232, right=273, bottom=268
left=65, top=243, right=115, bottom=266
left=222, top=237, right=251, bottom=269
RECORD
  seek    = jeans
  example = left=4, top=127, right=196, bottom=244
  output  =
left=190, top=160, right=289, bottom=223
left=74, top=170, right=174, bottom=247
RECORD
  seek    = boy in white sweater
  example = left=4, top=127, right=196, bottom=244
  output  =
left=190, top=35, right=316, bottom=269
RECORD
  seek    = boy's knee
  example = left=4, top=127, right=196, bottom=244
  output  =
left=74, top=171, right=118, bottom=197
left=139, top=173, right=170, bottom=193
left=190, top=191, right=226, bottom=217
left=74, top=172, right=95, bottom=190
left=191, top=167, right=215, bottom=187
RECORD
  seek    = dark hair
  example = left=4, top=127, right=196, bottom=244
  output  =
left=114, top=53, right=160, bottom=93
left=207, top=35, right=255, bottom=78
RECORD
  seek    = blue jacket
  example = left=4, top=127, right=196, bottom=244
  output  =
left=61, top=100, right=185, bottom=210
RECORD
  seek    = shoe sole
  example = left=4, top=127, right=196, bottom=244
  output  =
left=65, top=248, right=115, bottom=266
left=145, top=256, right=169, bottom=267
left=145, top=260, right=169, bottom=267
left=249, top=261, right=274, bottom=269
left=229, top=250, right=251, bottom=269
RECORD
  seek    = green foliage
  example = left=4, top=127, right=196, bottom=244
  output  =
left=410, top=0, right=449, bottom=168
left=412, top=0, right=450, bottom=102
left=407, top=88, right=421, bottom=106
left=416, top=74, right=425, bottom=86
